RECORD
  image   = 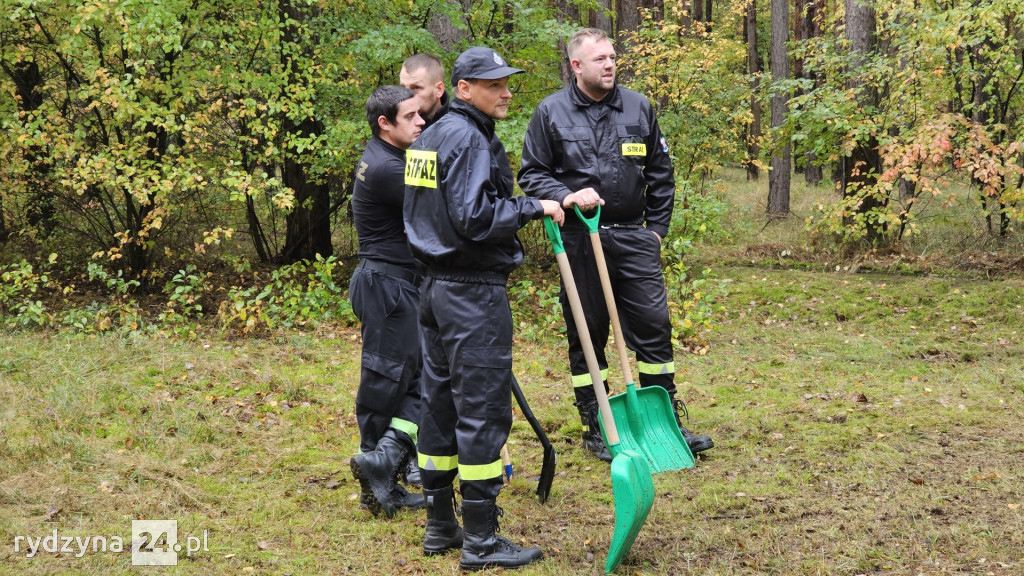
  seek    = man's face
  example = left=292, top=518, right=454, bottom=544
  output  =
left=460, top=77, right=513, bottom=120
left=400, top=65, right=444, bottom=120
left=571, top=38, right=616, bottom=99
left=382, top=98, right=424, bottom=149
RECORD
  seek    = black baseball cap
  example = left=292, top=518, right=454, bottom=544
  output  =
left=450, top=47, right=525, bottom=85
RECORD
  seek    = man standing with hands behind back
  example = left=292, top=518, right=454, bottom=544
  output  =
left=348, top=86, right=427, bottom=519
left=405, top=46, right=563, bottom=571
left=518, top=28, right=714, bottom=462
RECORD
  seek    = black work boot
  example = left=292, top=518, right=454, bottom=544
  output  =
left=360, top=485, right=423, bottom=512
left=672, top=398, right=714, bottom=454
left=351, top=429, right=424, bottom=518
left=423, top=485, right=463, bottom=556
left=401, top=447, right=422, bottom=487
left=576, top=400, right=612, bottom=462
left=459, top=499, right=543, bottom=571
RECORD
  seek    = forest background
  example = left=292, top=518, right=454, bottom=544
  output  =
left=1, top=0, right=1022, bottom=329
left=1, top=1, right=1023, bottom=575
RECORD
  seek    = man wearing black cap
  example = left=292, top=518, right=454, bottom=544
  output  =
left=404, top=46, right=564, bottom=571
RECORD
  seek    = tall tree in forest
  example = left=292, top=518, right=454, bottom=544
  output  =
left=551, top=0, right=581, bottom=85
left=744, top=0, right=762, bottom=180
left=794, top=0, right=822, bottom=185
left=592, top=0, right=613, bottom=36
left=3, top=60, right=53, bottom=234
left=841, top=0, right=883, bottom=236
left=618, top=0, right=663, bottom=46
left=767, top=0, right=791, bottom=217
left=277, top=0, right=332, bottom=262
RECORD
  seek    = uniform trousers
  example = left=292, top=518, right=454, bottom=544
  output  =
left=349, top=264, right=423, bottom=452
left=559, top=225, right=676, bottom=402
left=416, top=274, right=513, bottom=502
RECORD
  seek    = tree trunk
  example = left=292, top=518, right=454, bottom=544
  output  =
left=799, top=0, right=822, bottom=186
left=427, top=2, right=470, bottom=51
left=278, top=0, right=332, bottom=262
left=551, top=0, right=581, bottom=86
left=6, top=60, right=56, bottom=235
left=617, top=0, right=662, bottom=45
left=591, top=0, right=614, bottom=37
left=767, top=0, right=791, bottom=218
left=616, top=0, right=661, bottom=85
left=841, top=0, right=883, bottom=235
left=744, top=0, right=762, bottom=181
left=969, top=41, right=1007, bottom=235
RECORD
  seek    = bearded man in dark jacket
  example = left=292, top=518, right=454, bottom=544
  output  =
left=518, top=28, right=714, bottom=462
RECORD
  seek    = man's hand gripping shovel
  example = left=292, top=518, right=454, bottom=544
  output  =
left=573, top=206, right=696, bottom=474
left=544, top=216, right=654, bottom=574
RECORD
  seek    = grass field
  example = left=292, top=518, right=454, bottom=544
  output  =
left=1, top=170, right=1022, bottom=575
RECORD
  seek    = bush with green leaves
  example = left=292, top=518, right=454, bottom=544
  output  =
left=0, top=258, right=56, bottom=328
left=217, top=255, right=355, bottom=334
left=508, top=276, right=564, bottom=342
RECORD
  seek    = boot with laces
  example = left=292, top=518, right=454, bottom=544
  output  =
left=672, top=398, right=714, bottom=454
left=459, top=499, right=543, bottom=571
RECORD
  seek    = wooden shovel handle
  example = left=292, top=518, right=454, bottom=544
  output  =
left=545, top=217, right=620, bottom=444
left=573, top=206, right=634, bottom=387
left=587, top=229, right=634, bottom=388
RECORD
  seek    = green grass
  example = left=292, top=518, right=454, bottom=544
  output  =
left=1, top=168, right=1023, bottom=575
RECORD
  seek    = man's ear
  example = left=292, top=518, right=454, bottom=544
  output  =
left=570, top=58, right=582, bottom=74
left=434, top=81, right=445, bottom=99
left=377, top=115, right=391, bottom=133
left=456, top=79, right=473, bottom=100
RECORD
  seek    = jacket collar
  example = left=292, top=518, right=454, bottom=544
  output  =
left=569, top=79, right=623, bottom=111
left=373, top=134, right=404, bottom=158
left=451, top=97, right=496, bottom=139
left=423, top=91, right=451, bottom=130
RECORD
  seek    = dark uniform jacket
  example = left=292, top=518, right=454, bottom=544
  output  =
left=518, top=81, right=675, bottom=239
left=404, top=98, right=544, bottom=276
left=351, top=136, right=416, bottom=268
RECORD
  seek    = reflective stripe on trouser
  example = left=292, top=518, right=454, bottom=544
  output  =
left=560, top=226, right=677, bottom=404
left=349, top=267, right=423, bottom=452
left=416, top=276, right=512, bottom=501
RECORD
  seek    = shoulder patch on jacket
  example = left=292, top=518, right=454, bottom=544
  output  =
left=405, top=150, right=438, bottom=188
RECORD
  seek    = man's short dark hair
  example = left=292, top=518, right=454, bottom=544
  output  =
left=402, top=53, right=444, bottom=83
left=365, top=85, right=415, bottom=137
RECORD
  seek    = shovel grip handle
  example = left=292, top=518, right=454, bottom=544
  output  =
left=572, top=204, right=601, bottom=234
left=543, top=216, right=565, bottom=255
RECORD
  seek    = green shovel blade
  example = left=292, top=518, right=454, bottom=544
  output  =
left=605, top=449, right=655, bottom=574
left=600, top=383, right=696, bottom=474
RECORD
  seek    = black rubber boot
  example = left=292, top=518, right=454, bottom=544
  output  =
left=672, top=398, right=714, bottom=454
left=576, top=400, right=612, bottom=462
left=423, top=485, right=463, bottom=556
left=351, top=429, right=424, bottom=518
left=459, top=499, right=542, bottom=571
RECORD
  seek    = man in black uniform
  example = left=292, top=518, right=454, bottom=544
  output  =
left=349, top=85, right=427, bottom=518
left=404, top=47, right=564, bottom=571
left=400, top=54, right=449, bottom=129
left=518, top=28, right=714, bottom=461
